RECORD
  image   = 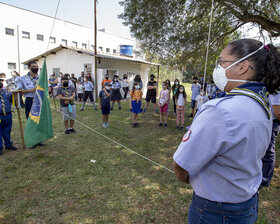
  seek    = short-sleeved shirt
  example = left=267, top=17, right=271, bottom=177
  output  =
left=102, top=79, right=112, bottom=87
left=0, top=89, right=12, bottom=114
left=130, top=90, right=143, bottom=100
left=49, top=78, right=57, bottom=87
left=173, top=95, right=272, bottom=203
left=110, top=81, right=121, bottom=89
left=16, top=72, right=38, bottom=98
left=146, top=81, right=158, bottom=96
left=83, top=81, right=94, bottom=91
left=269, top=93, right=280, bottom=120
left=99, top=90, right=111, bottom=107
left=57, top=86, right=75, bottom=107
left=195, top=94, right=209, bottom=110
left=122, top=79, right=129, bottom=88
left=177, top=93, right=185, bottom=106
left=159, top=89, right=169, bottom=104
left=191, top=83, right=201, bottom=100
left=172, top=85, right=179, bottom=96
left=77, top=84, right=84, bottom=94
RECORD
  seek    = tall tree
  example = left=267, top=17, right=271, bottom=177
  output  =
left=119, top=0, right=280, bottom=74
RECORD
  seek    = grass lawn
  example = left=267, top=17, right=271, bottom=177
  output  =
left=0, top=84, right=279, bottom=223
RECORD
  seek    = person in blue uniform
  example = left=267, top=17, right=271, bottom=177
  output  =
left=261, top=92, right=280, bottom=188
left=80, top=77, right=97, bottom=111
left=0, top=81, right=17, bottom=155
left=16, top=61, right=38, bottom=119
left=173, top=39, right=280, bottom=224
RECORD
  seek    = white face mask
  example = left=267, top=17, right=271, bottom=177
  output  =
left=106, top=86, right=110, bottom=90
left=175, top=82, right=179, bottom=85
left=179, top=89, right=184, bottom=93
left=212, top=44, right=264, bottom=91
left=135, top=86, right=140, bottom=89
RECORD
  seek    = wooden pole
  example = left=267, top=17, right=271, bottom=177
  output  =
left=14, top=93, right=25, bottom=150
left=94, top=0, right=98, bottom=101
left=17, top=25, right=21, bottom=74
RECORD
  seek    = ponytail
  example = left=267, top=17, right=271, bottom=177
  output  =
left=229, top=39, right=280, bottom=94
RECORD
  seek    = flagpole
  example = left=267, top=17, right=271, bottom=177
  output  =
left=14, top=93, right=26, bottom=150
left=94, top=0, right=98, bottom=100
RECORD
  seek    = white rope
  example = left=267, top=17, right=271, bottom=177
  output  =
left=46, top=0, right=61, bottom=52
left=51, top=106, right=175, bottom=174
left=202, top=0, right=215, bottom=91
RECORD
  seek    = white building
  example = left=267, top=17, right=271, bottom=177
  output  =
left=22, top=45, right=159, bottom=97
left=0, top=2, right=143, bottom=78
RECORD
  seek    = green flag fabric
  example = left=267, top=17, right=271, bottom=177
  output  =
left=24, top=59, right=53, bottom=147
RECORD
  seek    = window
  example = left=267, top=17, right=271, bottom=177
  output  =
left=91, top=45, right=95, bottom=50
left=8, top=63, right=16, bottom=69
left=62, top=39, right=67, bottom=45
left=22, top=31, right=30, bottom=39
left=5, top=28, right=14, bottom=35
left=106, top=48, right=110, bottom=53
left=37, top=34, right=44, bottom=41
left=72, top=41, right=78, bottom=47
left=82, top=43, right=87, bottom=49
left=113, top=49, right=117, bottom=54
left=99, top=47, right=103, bottom=52
left=49, top=37, right=56, bottom=43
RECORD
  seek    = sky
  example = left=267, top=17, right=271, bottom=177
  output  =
left=0, top=0, right=132, bottom=38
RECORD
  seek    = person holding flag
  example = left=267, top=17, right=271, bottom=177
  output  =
left=23, top=59, right=53, bottom=148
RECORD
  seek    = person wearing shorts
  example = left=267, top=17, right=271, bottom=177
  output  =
left=99, top=83, right=111, bottom=128
left=158, top=81, right=170, bottom=127
left=189, top=77, right=201, bottom=118
left=57, top=76, right=77, bottom=135
left=144, top=74, right=158, bottom=114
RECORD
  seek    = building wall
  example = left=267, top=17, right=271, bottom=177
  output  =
left=0, top=2, right=138, bottom=78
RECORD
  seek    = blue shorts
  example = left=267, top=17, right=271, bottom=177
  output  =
left=101, top=107, right=110, bottom=115
left=130, top=100, right=142, bottom=114
left=191, top=99, right=196, bottom=109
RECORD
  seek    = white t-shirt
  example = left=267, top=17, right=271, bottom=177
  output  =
left=77, top=84, right=84, bottom=94
left=177, top=93, right=185, bottom=106
left=195, top=94, right=209, bottom=110
left=160, top=89, right=169, bottom=104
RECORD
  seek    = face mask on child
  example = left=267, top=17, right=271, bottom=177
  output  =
left=179, top=89, right=184, bottom=93
left=135, top=86, right=140, bottom=89
left=106, top=86, right=110, bottom=90
left=175, top=82, right=179, bottom=85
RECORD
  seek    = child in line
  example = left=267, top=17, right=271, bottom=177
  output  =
left=76, top=81, right=84, bottom=102
left=195, top=86, right=209, bottom=114
left=99, top=83, right=111, bottom=128
left=189, top=77, right=201, bottom=117
left=175, top=85, right=187, bottom=130
left=159, top=81, right=170, bottom=127
left=130, top=82, right=143, bottom=128
left=80, top=77, right=97, bottom=111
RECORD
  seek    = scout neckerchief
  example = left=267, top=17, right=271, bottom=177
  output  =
left=0, top=89, right=6, bottom=115
left=226, top=82, right=271, bottom=119
left=27, top=72, right=38, bottom=85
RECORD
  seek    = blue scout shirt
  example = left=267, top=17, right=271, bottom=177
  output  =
left=173, top=95, right=272, bottom=203
left=16, top=72, right=38, bottom=98
left=99, top=90, right=111, bottom=108
left=0, top=89, right=12, bottom=114
left=191, top=83, right=201, bottom=100
left=110, top=81, right=121, bottom=89
left=83, top=81, right=94, bottom=91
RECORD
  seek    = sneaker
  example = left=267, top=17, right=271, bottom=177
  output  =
left=6, top=145, right=17, bottom=151
left=144, top=108, right=147, bottom=113
left=119, top=106, right=121, bottom=110
left=174, top=112, right=176, bottom=115
left=187, top=114, right=193, bottom=118
left=102, top=123, right=107, bottom=128
left=159, top=123, right=162, bottom=127
left=132, top=123, right=136, bottom=128
left=180, top=126, right=184, bottom=130
left=155, top=110, right=158, bottom=114
left=37, top=142, right=44, bottom=147
left=135, top=123, right=140, bottom=127
left=177, top=126, right=180, bottom=130
left=110, top=107, right=114, bottom=110
left=29, top=145, right=37, bottom=149
left=105, top=123, right=109, bottom=127
left=69, top=128, right=76, bottom=133
left=80, top=108, right=84, bottom=111
left=164, top=123, right=168, bottom=128
left=94, top=107, right=98, bottom=111
left=65, top=129, right=71, bottom=135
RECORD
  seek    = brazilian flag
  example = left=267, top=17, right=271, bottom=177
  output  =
left=24, top=59, right=53, bottom=147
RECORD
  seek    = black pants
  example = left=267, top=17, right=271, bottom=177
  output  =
left=25, top=97, right=33, bottom=119
left=83, top=91, right=94, bottom=102
left=123, top=87, right=129, bottom=99
left=173, top=96, right=177, bottom=114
